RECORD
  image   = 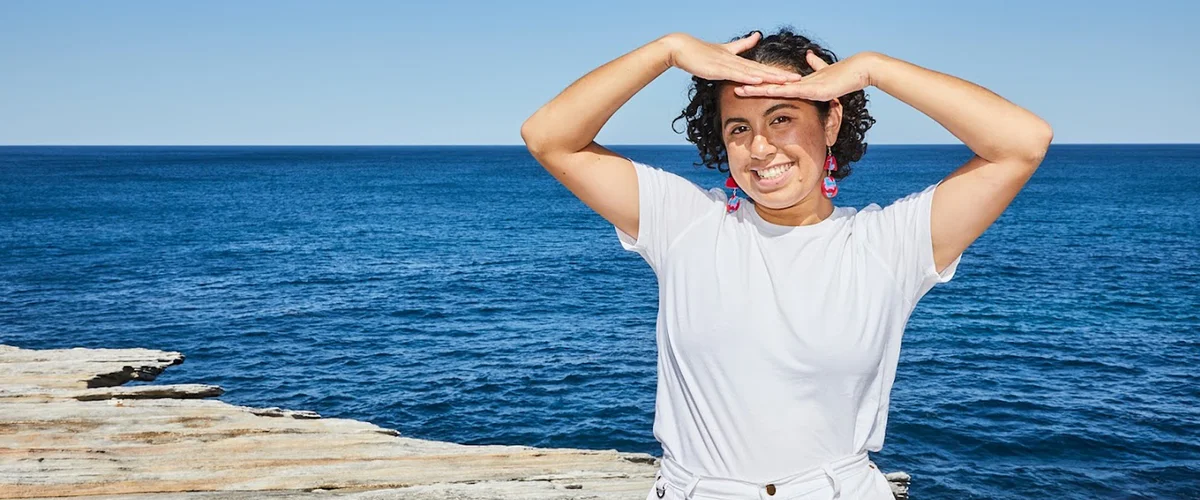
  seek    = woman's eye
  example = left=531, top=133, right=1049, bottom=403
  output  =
left=771, top=116, right=792, bottom=125
left=730, top=126, right=748, bottom=135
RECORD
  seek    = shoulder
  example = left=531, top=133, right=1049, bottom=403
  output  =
left=850, top=184, right=939, bottom=229
left=845, top=201, right=881, bottom=231
left=630, top=159, right=729, bottom=204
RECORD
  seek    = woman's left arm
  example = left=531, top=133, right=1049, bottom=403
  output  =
left=736, top=51, right=1054, bottom=274
left=868, top=53, right=1052, bottom=273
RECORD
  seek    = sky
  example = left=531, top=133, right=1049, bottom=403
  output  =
left=1, top=0, right=1197, bottom=145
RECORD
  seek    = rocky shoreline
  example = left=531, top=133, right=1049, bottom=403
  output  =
left=0, top=344, right=910, bottom=499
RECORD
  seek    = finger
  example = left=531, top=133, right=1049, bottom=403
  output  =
left=733, top=58, right=803, bottom=82
left=735, top=82, right=821, bottom=100
left=752, top=69, right=796, bottom=85
left=733, top=83, right=784, bottom=97
left=725, top=62, right=787, bottom=84
left=805, top=50, right=829, bottom=71
left=752, top=60, right=805, bottom=81
left=717, top=65, right=766, bottom=85
left=735, top=61, right=797, bottom=83
left=721, top=31, right=760, bottom=54
left=704, top=63, right=763, bottom=85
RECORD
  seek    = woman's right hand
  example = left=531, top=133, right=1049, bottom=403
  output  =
left=662, top=32, right=803, bottom=85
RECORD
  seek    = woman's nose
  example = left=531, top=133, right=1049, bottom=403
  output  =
left=750, top=134, right=775, bottom=160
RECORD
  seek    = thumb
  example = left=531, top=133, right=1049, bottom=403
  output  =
left=723, top=31, right=761, bottom=54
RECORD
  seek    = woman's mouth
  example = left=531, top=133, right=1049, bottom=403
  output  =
left=752, top=162, right=795, bottom=189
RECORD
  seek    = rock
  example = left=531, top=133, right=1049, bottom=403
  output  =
left=0, top=344, right=909, bottom=499
left=0, top=344, right=659, bottom=499
left=245, top=406, right=323, bottom=419
left=885, top=471, right=912, bottom=499
left=0, top=344, right=185, bottom=390
left=72, top=384, right=225, bottom=401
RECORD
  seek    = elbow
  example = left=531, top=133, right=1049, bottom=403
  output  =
left=1029, top=119, right=1054, bottom=163
left=520, top=118, right=547, bottom=158
left=1034, top=119, right=1054, bottom=150
left=1014, top=118, right=1054, bottom=166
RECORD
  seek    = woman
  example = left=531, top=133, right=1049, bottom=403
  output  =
left=521, top=28, right=1051, bottom=500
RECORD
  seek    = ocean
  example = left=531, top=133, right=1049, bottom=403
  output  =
left=1, top=145, right=1197, bottom=499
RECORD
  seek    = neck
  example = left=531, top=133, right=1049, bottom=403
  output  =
left=754, top=195, right=835, bottom=227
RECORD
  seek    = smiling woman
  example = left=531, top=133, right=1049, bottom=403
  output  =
left=521, top=25, right=1050, bottom=500
left=672, top=29, right=876, bottom=227
left=674, top=29, right=874, bottom=181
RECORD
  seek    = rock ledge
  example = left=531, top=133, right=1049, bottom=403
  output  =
left=0, top=344, right=909, bottom=499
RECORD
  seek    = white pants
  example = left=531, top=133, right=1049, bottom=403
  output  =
left=645, top=452, right=895, bottom=500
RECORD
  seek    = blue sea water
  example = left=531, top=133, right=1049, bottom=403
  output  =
left=0, top=145, right=1197, bottom=499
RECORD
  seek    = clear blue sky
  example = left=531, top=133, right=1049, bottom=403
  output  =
left=1, top=0, right=1196, bottom=145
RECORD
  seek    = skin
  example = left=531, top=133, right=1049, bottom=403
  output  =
left=719, top=86, right=842, bottom=227
left=521, top=32, right=1052, bottom=276
left=733, top=48, right=1053, bottom=274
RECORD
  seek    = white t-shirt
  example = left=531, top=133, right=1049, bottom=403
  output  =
left=614, top=159, right=962, bottom=482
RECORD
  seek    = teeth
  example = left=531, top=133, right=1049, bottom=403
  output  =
left=756, top=163, right=793, bottom=180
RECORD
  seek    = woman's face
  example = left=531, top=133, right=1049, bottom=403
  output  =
left=717, top=82, right=841, bottom=210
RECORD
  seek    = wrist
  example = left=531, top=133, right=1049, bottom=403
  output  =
left=655, top=33, right=684, bottom=69
left=856, top=51, right=893, bottom=88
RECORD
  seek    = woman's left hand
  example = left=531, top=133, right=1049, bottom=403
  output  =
left=733, top=50, right=877, bottom=101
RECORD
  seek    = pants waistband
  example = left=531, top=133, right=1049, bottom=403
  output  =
left=654, top=452, right=872, bottom=499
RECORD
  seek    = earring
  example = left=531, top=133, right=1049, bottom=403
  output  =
left=725, top=175, right=741, bottom=213
left=821, top=146, right=839, bottom=199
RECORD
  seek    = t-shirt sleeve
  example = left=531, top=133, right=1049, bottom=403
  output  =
left=860, top=180, right=962, bottom=305
left=614, top=159, right=726, bottom=272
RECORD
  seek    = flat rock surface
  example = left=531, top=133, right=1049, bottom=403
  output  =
left=0, top=345, right=657, bottom=499
left=0, top=345, right=908, bottom=499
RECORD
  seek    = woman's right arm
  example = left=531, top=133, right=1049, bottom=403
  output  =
left=520, top=32, right=799, bottom=241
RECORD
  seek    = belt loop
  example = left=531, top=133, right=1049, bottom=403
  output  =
left=683, top=476, right=701, bottom=498
left=758, top=481, right=773, bottom=500
left=820, top=463, right=842, bottom=498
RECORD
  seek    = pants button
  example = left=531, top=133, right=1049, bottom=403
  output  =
left=765, top=483, right=776, bottom=496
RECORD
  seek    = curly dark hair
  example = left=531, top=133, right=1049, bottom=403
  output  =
left=672, top=27, right=876, bottom=180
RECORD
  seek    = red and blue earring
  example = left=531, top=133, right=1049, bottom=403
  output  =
left=725, top=175, right=741, bottom=213
left=821, top=146, right=839, bottom=198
